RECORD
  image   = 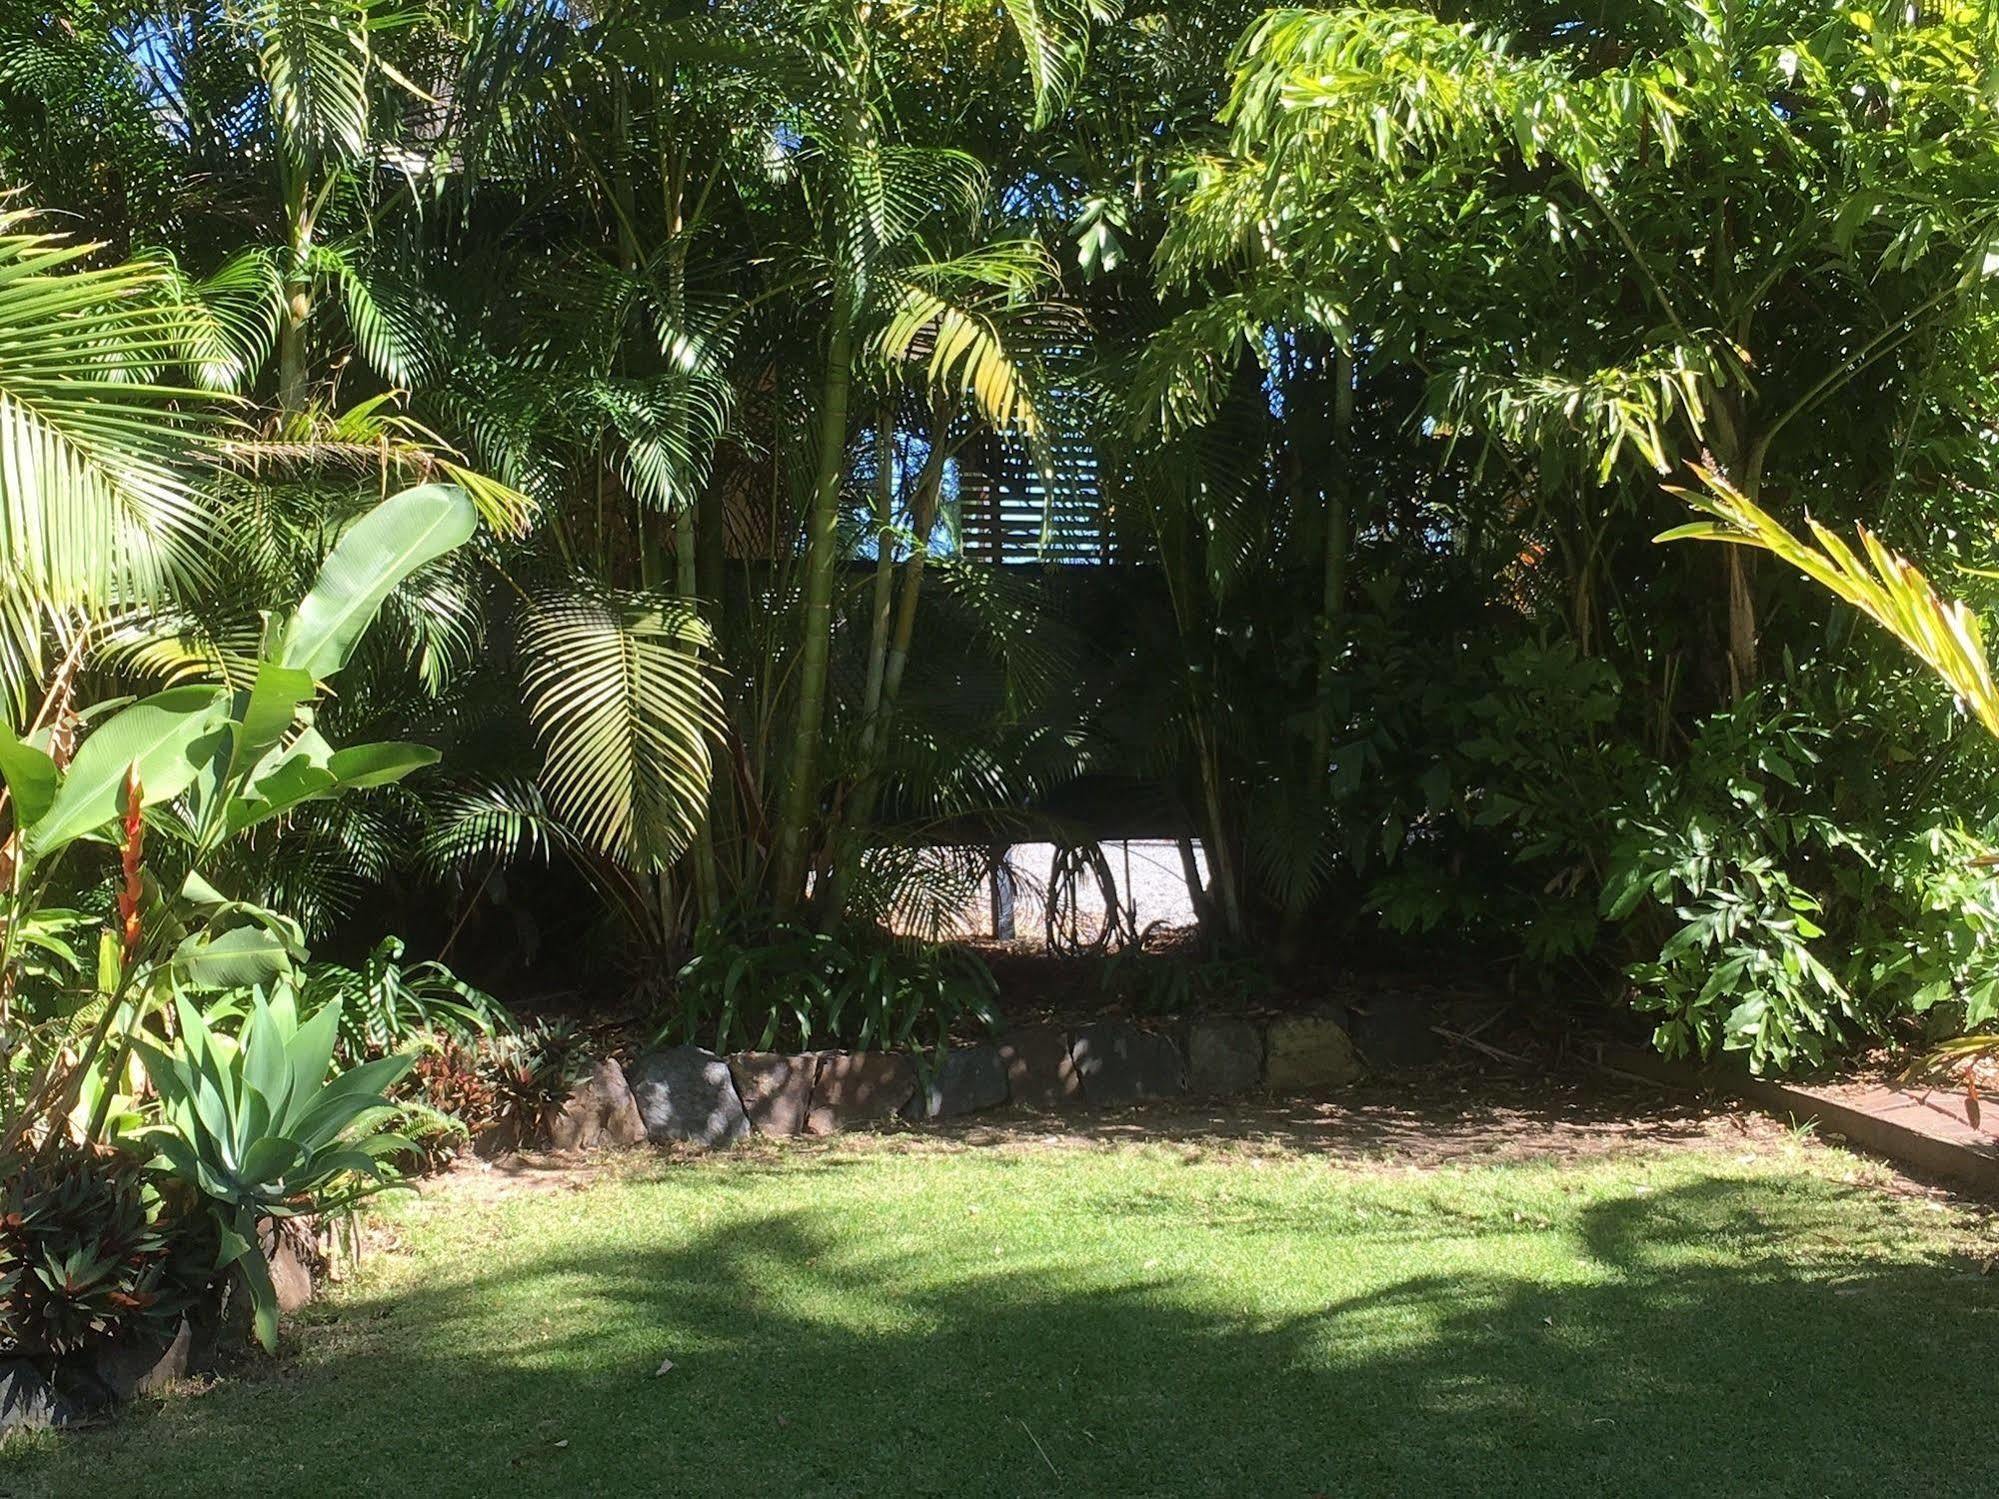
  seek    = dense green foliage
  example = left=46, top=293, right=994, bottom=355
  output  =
left=6, top=0, right=1999, bottom=1077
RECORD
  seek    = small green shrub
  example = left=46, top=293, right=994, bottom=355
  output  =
left=299, top=937, right=511, bottom=1061
left=663, top=919, right=998, bottom=1054
left=1603, top=675, right=1999, bottom=1071
left=1097, top=943, right=1273, bottom=1016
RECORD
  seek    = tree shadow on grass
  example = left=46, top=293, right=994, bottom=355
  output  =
left=10, top=1176, right=1993, bottom=1499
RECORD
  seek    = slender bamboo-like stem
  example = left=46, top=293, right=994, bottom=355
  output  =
left=859, top=401, right=900, bottom=727
left=677, top=504, right=722, bottom=923
left=880, top=403, right=953, bottom=714
left=276, top=162, right=315, bottom=414
left=771, top=277, right=858, bottom=908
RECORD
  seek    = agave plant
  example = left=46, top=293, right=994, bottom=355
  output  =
left=134, top=989, right=412, bottom=1352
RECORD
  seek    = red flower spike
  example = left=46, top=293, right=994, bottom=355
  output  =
left=117, top=764, right=144, bottom=967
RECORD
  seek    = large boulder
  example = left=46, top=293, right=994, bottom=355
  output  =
left=88, top=1320, right=192, bottom=1404
left=1070, top=1021, right=1184, bottom=1107
left=1264, top=1015, right=1362, bottom=1092
left=997, top=1027, right=1080, bottom=1111
left=807, top=1052, right=917, bottom=1135
left=1185, top=1019, right=1264, bottom=1095
left=627, top=1047, right=750, bottom=1147
left=547, top=1057, right=649, bottom=1150
left=909, top=1044, right=1010, bottom=1121
left=729, top=1053, right=819, bottom=1137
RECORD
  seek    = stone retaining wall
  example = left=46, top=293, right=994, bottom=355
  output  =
left=585, top=1013, right=1368, bottom=1149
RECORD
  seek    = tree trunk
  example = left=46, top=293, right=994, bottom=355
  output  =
left=676, top=504, right=721, bottom=923
left=770, top=280, right=857, bottom=908
left=276, top=175, right=314, bottom=413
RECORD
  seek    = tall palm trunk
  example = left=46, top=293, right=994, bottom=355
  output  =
left=676, top=504, right=721, bottom=922
left=821, top=399, right=954, bottom=919
left=1280, top=345, right=1354, bottom=959
left=276, top=167, right=315, bottom=413
left=1706, top=394, right=1758, bottom=699
left=858, top=402, right=900, bottom=728
left=878, top=405, right=951, bottom=713
left=771, top=279, right=857, bottom=908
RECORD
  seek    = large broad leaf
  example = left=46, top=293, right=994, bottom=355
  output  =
left=232, top=661, right=318, bottom=772
left=189, top=660, right=319, bottom=840
left=226, top=755, right=339, bottom=833
left=277, top=483, right=478, bottom=680
left=326, top=741, right=440, bottom=790
left=173, top=921, right=301, bottom=990
left=25, top=686, right=228, bottom=861
left=0, top=734, right=56, bottom=825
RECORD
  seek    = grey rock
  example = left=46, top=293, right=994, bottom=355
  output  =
left=548, top=1058, right=649, bottom=1150
left=807, top=1052, right=917, bottom=1135
left=997, top=1027, right=1080, bottom=1111
left=1264, top=1015, right=1362, bottom=1092
left=1071, top=1021, right=1184, bottom=1107
left=0, top=1361, right=82, bottom=1433
left=627, top=1047, right=751, bottom=1147
left=729, top=1053, right=819, bottom=1137
left=910, top=1045, right=1009, bottom=1120
left=1185, top=1019, right=1264, bottom=1095
left=89, top=1320, right=192, bottom=1403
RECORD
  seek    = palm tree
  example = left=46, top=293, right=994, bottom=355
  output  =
left=0, top=214, right=225, bottom=723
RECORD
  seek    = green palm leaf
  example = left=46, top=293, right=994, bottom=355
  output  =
left=244, top=0, right=397, bottom=164
left=518, top=586, right=723, bottom=871
left=0, top=214, right=222, bottom=662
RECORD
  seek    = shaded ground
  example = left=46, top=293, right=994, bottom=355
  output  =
left=431, top=1067, right=1952, bottom=1214
left=8, top=1085, right=1994, bottom=1498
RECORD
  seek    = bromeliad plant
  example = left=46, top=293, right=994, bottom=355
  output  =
left=0, top=1137, right=214, bottom=1358
left=135, top=989, right=411, bottom=1352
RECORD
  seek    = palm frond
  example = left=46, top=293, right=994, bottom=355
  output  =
left=0, top=213, right=226, bottom=714
left=518, top=585, right=724, bottom=870
left=244, top=0, right=402, bottom=164
left=1664, top=469, right=1999, bottom=738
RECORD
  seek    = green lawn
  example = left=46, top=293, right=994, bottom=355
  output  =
left=6, top=1130, right=1993, bottom=1497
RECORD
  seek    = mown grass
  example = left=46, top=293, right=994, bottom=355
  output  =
left=5, top=1132, right=1993, bottom=1497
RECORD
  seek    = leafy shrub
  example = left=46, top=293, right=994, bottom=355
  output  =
left=663, top=919, right=998, bottom=1054
left=299, top=937, right=511, bottom=1061
left=1343, top=634, right=1643, bottom=971
left=1603, top=673, right=1999, bottom=1071
left=480, top=1020, right=593, bottom=1140
left=1097, top=943, right=1273, bottom=1016
left=0, top=1143, right=212, bottom=1357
